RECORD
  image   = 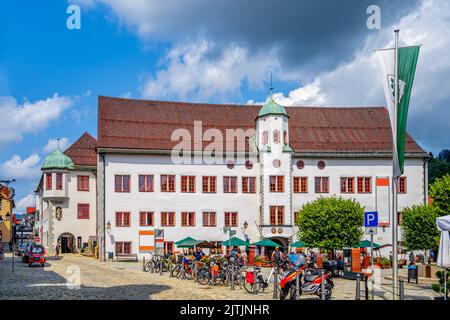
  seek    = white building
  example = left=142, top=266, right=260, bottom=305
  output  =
left=96, top=93, right=428, bottom=260
left=35, top=133, right=98, bottom=254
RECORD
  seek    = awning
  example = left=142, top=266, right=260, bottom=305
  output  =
left=291, top=241, right=307, bottom=248
left=175, top=236, right=198, bottom=245
left=222, top=237, right=250, bottom=247
left=358, top=240, right=381, bottom=249
left=252, top=238, right=279, bottom=247
left=176, top=238, right=202, bottom=248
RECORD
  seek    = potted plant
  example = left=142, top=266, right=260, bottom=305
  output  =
left=431, top=270, right=449, bottom=300
left=381, top=257, right=391, bottom=269
left=254, top=255, right=264, bottom=266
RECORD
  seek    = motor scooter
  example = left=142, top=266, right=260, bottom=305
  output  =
left=279, top=265, right=334, bottom=300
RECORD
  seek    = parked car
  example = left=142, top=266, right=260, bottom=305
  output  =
left=28, top=245, right=46, bottom=267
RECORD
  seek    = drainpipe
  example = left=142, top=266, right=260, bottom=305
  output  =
left=423, top=156, right=429, bottom=205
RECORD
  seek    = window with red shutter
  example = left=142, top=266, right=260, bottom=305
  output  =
left=161, top=212, right=175, bottom=226
left=223, top=177, right=237, bottom=193
left=357, top=177, right=372, bottom=193
left=161, top=175, right=175, bottom=192
left=397, top=177, right=407, bottom=194
left=115, top=175, right=131, bottom=192
left=56, top=173, right=63, bottom=190
left=45, top=173, right=52, bottom=190
left=140, top=212, right=153, bottom=226
left=270, top=176, right=284, bottom=192
left=202, top=176, right=216, bottom=193
left=139, top=175, right=154, bottom=192
left=341, top=177, right=355, bottom=193
left=77, top=204, right=89, bottom=219
left=77, top=175, right=89, bottom=191
left=181, top=176, right=195, bottom=193
left=270, top=206, right=284, bottom=225
left=203, top=212, right=216, bottom=227
left=315, top=177, right=329, bottom=193
left=273, top=130, right=280, bottom=144
left=116, top=212, right=130, bottom=227
left=164, top=241, right=174, bottom=255
left=242, top=177, right=256, bottom=193
left=181, top=212, right=195, bottom=226
left=224, top=212, right=238, bottom=227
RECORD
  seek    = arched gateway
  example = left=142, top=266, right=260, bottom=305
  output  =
left=58, top=232, right=75, bottom=253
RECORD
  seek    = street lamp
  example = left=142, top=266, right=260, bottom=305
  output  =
left=106, top=220, right=111, bottom=234
left=243, top=221, right=248, bottom=230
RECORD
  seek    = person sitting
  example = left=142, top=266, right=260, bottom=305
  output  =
left=336, top=256, right=345, bottom=276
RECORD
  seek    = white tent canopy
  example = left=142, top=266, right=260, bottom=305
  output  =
left=436, top=215, right=450, bottom=268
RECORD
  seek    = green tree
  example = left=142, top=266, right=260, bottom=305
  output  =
left=401, top=205, right=440, bottom=251
left=429, top=174, right=450, bottom=216
left=296, top=196, right=364, bottom=250
left=429, top=158, right=450, bottom=184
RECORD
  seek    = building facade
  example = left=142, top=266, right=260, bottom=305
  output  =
left=35, top=133, right=98, bottom=255
left=96, top=94, right=428, bottom=260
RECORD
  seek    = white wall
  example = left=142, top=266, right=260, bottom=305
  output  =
left=104, top=154, right=261, bottom=257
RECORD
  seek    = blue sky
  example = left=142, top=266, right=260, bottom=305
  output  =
left=1, top=0, right=449, bottom=212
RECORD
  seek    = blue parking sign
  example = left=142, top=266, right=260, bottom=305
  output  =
left=364, top=211, right=378, bottom=227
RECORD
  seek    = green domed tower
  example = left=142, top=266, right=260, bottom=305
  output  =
left=42, top=150, right=74, bottom=170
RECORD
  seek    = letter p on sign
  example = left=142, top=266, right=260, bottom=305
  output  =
left=364, top=211, right=378, bottom=227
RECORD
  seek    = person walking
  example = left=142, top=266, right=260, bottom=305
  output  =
left=55, top=243, right=60, bottom=256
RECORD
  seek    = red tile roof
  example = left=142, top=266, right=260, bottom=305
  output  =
left=97, top=96, right=426, bottom=155
left=64, top=132, right=97, bottom=166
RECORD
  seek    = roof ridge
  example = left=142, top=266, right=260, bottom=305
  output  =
left=99, top=96, right=387, bottom=110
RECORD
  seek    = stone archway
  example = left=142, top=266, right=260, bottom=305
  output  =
left=58, top=232, right=75, bottom=253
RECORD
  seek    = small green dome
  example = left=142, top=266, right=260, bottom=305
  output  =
left=258, top=94, right=287, bottom=117
left=42, top=150, right=74, bottom=170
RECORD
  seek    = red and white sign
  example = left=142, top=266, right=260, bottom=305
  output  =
left=36, top=236, right=41, bottom=243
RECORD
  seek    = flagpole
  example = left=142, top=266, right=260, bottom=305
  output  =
left=392, top=29, right=400, bottom=300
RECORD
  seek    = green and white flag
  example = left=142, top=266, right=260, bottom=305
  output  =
left=376, top=46, right=420, bottom=178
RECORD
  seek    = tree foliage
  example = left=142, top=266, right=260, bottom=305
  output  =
left=401, top=205, right=440, bottom=251
left=296, top=196, right=364, bottom=250
left=429, top=158, right=450, bottom=184
left=429, top=174, right=450, bottom=216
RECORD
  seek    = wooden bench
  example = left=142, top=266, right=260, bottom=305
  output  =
left=116, top=253, right=138, bottom=262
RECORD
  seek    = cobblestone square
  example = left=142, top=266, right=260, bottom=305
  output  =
left=0, top=254, right=440, bottom=300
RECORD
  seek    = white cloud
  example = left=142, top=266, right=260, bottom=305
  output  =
left=141, top=41, right=280, bottom=101
left=15, top=194, right=36, bottom=213
left=270, top=0, right=450, bottom=151
left=0, top=94, right=73, bottom=146
left=42, top=137, right=70, bottom=154
left=0, top=154, right=41, bottom=181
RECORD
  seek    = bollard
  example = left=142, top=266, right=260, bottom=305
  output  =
left=231, top=265, right=235, bottom=291
left=272, top=266, right=279, bottom=299
left=399, top=277, right=405, bottom=300
left=253, top=267, right=257, bottom=294
left=364, top=275, right=369, bottom=300
left=159, top=258, right=163, bottom=276
left=239, top=267, right=243, bottom=289
left=195, top=263, right=199, bottom=283
left=321, top=270, right=326, bottom=300
left=355, top=273, right=361, bottom=300
left=211, top=261, right=215, bottom=286
left=143, top=256, right=146, bottom=272
left=295, top=269, right=301, bottom=300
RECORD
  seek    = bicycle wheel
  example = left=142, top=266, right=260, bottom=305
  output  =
left=184, top=268, right=193, bottom=280
left=197, top=270, right=211, bottom=285
left=171, top=265, right=181, bottom=278
left=144, top=262, right=153, bottom=272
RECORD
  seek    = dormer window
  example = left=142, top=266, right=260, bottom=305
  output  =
left=273, top=130, right=280, bottom=144
left=262, top=131, right=268, bottom=144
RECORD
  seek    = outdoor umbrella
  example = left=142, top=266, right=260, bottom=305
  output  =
left=177, top=238, right=201, bottom=248
left=358, top=240, right=381, bottom=249
left=291, top=241, right=306, bottom=248
left=436, top=215, right=450, bottom=300
left=174, top=236, right=198, bottom=246
left=221, top=237, right=249, bottom=247
left=252, top=238, right=279, bottom=247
